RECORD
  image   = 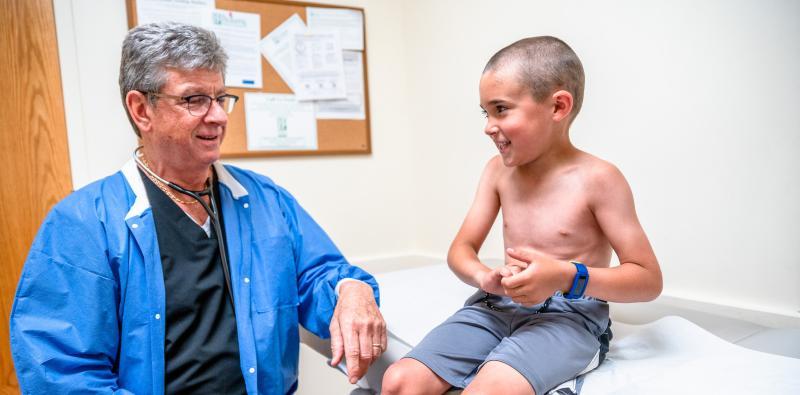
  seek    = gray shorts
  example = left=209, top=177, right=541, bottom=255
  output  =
left=405, top=291, right=611, bottom=394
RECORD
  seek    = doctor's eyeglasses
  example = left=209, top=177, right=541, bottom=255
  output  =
left=142, top=91, right=239, bottom=116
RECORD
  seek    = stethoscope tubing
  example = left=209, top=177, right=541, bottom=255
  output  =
left=134, top=149, right=236, bottom=310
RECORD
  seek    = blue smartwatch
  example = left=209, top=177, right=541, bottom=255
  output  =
left=564, top=261, right=589, bottom=299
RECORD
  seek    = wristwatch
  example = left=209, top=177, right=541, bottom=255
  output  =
left=563, top=261, right=589, bottom=299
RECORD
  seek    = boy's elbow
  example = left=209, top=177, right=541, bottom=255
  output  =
left=644, top=266, right=663, bottom=301
left=643, top=282, right=663, bottom=302
left=629, top=259, right=663, bottom=302
left=446, top=246, right=459, bottom=271
left=446, top=241, right=465, bottom=269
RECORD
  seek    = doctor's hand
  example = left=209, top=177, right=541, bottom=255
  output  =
left=501, top=247, right=574, bottom=306
left=329, top=281, right=386, bottom=384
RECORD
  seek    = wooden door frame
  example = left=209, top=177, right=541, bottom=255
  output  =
left=0, top=0, right=73, bottom=392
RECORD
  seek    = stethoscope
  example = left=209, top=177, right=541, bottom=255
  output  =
left=134, top=147, right=235, bottom=309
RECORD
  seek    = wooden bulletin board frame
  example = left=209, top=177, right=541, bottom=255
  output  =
left=125, top=0, right=372, bottom=158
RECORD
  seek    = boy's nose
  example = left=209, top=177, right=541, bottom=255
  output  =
left=485, top=124, right=499, bottom=136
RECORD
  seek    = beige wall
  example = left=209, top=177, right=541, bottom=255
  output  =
left=56, top=0, right=799, bottom=319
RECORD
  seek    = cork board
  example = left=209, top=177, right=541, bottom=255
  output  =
left=126, top=0, right=371, bottom=157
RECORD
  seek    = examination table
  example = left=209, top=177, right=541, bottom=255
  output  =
left=302, top=262, right=800, bottom=394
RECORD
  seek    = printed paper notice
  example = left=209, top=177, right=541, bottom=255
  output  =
left=315, top=51, right=365, bottom=119
left=306, top=7, right=364, bottom=51
left=136, top=0, right=215, bottom=26
left=292, top=30, right=346, bottom=101
left=206, top=10, right=262, bottom=88
left=244, top=93, right=317, bottom=151
left=259, top=14, right=307, bottom=92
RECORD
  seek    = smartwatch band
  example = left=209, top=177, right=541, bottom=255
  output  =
left=564, top=261, right=589, bottom=299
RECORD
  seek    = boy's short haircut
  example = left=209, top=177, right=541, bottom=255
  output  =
left=484, top=36, right=585, bottom=120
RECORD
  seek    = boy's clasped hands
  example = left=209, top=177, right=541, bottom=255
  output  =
left=476, top=247, right=575, bottom=306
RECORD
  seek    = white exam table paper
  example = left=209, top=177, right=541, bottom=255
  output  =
left=357, top=264, right=800, bottom=394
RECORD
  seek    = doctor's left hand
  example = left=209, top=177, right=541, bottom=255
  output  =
left=329, top=281, right=386, bottom=384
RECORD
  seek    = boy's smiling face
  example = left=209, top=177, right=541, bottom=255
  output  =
left=479, top=67, right=557, bottom=168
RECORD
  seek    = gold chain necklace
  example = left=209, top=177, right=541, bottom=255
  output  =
left=139, top=155, right=200, bottom=205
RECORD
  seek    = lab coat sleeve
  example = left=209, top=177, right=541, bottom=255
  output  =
left=9, top=200, right=133, bottom=394
left=276, top=186, right=380, bottom=339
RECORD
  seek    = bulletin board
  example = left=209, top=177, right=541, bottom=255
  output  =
left=125, top=0, right=371, bottom=158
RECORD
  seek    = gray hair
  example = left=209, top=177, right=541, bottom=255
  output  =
left=119, top=22, right=228, bottom=136
left=484, top=36, right=585, bottom=121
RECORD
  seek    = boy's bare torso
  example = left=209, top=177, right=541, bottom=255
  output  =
left=495, top=152, right=613, bottom=269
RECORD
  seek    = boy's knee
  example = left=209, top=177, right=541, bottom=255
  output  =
left=382, top=358, right=447, bottom=395
left=381, top=363, right=410, bottom=395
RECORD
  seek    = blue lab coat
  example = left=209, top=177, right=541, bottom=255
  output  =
left=9, top=159, right=379, bottom=394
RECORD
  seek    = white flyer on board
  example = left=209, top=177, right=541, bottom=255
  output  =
left=306, top=7, right=364, bottom=51
left=315, top=50, right=365, bottom=119
left=291, top=29, right=346, bottom=101
left=206, top=9, right=262, bottom=88
left=244, top=93, right=317, bottom=151
left=136, top=0, right=215, bottom=26
left=259, top=14, right=307, bottom=92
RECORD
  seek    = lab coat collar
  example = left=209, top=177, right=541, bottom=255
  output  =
left=121, top=159, right=249, bottom=220
left=122, top=158, right=150, bottom=220
left=213, top=161, right=248, bottom=199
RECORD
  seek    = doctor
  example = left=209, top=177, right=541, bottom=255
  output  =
left=10, top=22, right=385, bottom=394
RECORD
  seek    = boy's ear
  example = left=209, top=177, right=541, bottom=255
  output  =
left=126, top=90, right=154, bottom=134
left=551, top=90, right=574, bottom=123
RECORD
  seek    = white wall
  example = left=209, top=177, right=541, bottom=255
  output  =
left=56, top=0, right=799, bottom=318
left=401, top=0, right=800, bottom=317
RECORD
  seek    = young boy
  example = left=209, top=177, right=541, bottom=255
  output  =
left=381, top=36, right=662, bottom=395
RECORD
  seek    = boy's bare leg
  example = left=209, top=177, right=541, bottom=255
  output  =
left=462, top=361, right=535, bottom=395
left=382, top=358, right=452, bottom=395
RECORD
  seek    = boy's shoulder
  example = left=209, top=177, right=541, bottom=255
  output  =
left=484, top=154, right=505, bottom=173
left=574, top=151, right=624, bottom=179
left=571, top=152, right=632, bottom=203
